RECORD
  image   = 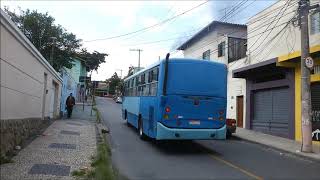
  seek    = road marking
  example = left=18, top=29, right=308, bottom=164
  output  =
left=207, top=153, right=263, bottom=180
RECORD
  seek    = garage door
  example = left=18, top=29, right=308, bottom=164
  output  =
left=252, top=87, right=289, bottom=138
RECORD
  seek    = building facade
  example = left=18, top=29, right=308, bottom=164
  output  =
left=60, top=67, right=78, bottom=116
left=177, top=21, right=248, bottom=128
left=233, top=0, right=320, bottom=143
left=0, top=10, right=62, bottom=157
left=65, top=58, right=87, bottom=102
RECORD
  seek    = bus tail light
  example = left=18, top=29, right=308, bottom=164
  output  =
left=163, top=114, right=169, bottom=119
left=165, top=107, right=171, bottom=113
left=219, top=110, right=225, bottom=121
left=219, top=110, right=224, bottom=115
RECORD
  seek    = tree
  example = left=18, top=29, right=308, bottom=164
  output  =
left=107, top=72, right=121, bottom=95
left=78, top=49, right=108, bottom=73
left=4, top=8, right=82, bottom=71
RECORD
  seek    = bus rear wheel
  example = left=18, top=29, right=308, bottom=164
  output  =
left=138, top=118, right=147, bottom=140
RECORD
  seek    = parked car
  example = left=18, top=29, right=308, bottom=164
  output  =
left=226, top=118, right=236, bottom=138
left=116, top=96, right=122, bottom=103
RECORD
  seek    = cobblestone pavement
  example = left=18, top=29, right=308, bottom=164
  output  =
left=0, top=104, right=97, bottom=180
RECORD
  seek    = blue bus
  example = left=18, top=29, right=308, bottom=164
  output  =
left=122, top=54, right=227, bottom=140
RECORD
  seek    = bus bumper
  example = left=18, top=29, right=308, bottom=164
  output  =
left=156, top=122, right=226, bottom=140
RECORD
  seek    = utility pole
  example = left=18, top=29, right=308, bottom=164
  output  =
left=299, top=0, right=319, bottom=153
left=116, top=69, right=123, bottom=79
left=50, top=37, right=57, bottom=66
left=130, top=49, right=143, bottom=69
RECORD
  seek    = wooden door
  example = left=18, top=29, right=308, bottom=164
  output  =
left=237, top=96, right=244, bottom=128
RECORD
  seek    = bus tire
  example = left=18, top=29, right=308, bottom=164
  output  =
left=226, top=130, right=232, bottom=139
left=138, top=117, right=147, bottom=140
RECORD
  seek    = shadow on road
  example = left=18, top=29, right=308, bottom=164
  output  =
left=122, top=121, right=227, bottom=157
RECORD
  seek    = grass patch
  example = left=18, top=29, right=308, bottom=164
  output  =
left=0, top=155, right=14, bottom=164
left=71, top=169, right=87, bottom=177
left=91, top=137, right=115, bottom=180
left=72, top=135, right=116, bottom=180
left=92, top=106, right=102, bottom=123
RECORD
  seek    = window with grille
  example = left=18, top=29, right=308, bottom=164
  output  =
left=228, top=37, right=247, bottom=63
left=202, top=50, right=210, bottom=60
left=218, top=41, right=225, bottom=57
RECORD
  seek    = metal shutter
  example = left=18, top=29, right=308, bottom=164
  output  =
left=252, top=88, right=289, bottom=138
left=311, top=83, right=320, bottom=110
left=311, top=83, right=320, bottom=141
left=252, top=90, right=272, bottom=133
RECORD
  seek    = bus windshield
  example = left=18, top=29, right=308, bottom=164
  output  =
left=166, top=60, right=227, bottom=98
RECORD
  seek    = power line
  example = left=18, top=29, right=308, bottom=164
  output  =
left=122, top=4, right=177, bottom=41
left=180, top=9, right=295, bottom=57
left=84, top=1, right=209, bottom=42
left=218, top=0, right=249, bottom=22
left=114, top=0, right=291, bottom=51
left=123, top=34, right=194, bottom=47
left=227, top=13, right=296, bottom=71
left=122, top=0, right=294, bottom=53
left=185, top=0, right=297, bottom=52
left=229, top=18, right=293, bottom=70
left=209, top=18, right=294, bottom=66
left=247, top=0, right=298, bottom=25
left=247, top=0, right=292, bottom=54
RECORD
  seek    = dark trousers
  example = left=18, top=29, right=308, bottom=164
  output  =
left=67, top=106, right=73, bottom=118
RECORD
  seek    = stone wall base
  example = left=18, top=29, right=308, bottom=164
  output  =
left=0, top=118, right=50, bottom=159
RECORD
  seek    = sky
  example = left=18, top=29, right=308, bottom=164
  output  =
left=1, top=0, right=277, bottom=81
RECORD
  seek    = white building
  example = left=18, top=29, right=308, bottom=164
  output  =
left=177, top=21, right=248, bottom=128
left=1, top=10, right=62, bottom=156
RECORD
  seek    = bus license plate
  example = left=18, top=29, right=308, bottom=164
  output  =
left=189, top=120, right=200, bottom=125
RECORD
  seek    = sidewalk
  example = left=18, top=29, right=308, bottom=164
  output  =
left=0, top=104, right=97, bottom=180
left=234, top=128, right=320, bottom=161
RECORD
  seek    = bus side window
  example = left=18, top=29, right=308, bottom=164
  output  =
left=144, top=72, right=149, bottom=96
left=140, top=74, right=145, bottom=96
left=130, top=79, right=133, bottom=96
left=154, top=67, right=159, bottom=81
left=148, top=71, right=153, bottom=83
left=150, top=67, right=159, bottom=96
left=137, top=75, right=141, bottom=96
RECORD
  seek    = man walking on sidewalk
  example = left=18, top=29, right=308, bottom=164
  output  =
left=66, top=93, right=75, bottom=118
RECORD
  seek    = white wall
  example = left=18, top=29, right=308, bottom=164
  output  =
left=0, top=10, right=62, bottom=120
left=182, top=24, right=247, bottom=125
left=247, top=0, right=320, bottom=65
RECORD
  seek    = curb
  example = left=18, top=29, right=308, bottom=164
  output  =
left=233, top=134, right=320, bottom=163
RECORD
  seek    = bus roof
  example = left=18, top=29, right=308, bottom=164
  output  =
left=124, top=58, right=226, bottom=81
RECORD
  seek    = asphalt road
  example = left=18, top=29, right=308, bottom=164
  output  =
left=96, top=97, right=320, bottom=180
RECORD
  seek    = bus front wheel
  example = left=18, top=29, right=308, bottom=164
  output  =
left=138, top=118, right=147, bottom=140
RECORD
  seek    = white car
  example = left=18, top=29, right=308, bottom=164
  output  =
left=116, top=96, right=122, bottom=103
